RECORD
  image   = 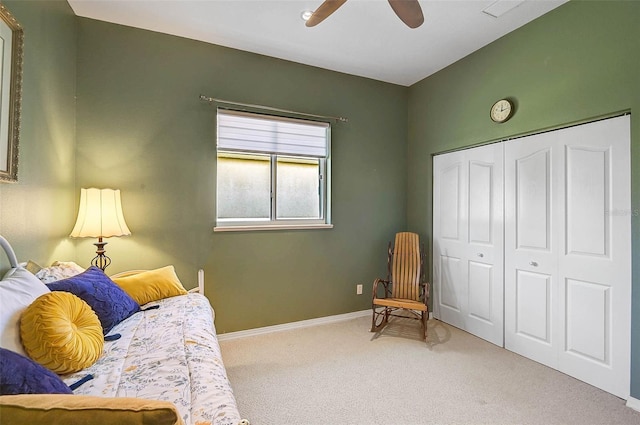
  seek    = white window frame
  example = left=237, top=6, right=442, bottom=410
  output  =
left=214, top=109, right=333, bottom=232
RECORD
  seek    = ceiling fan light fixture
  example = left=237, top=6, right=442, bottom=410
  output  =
left=301, top=10, right=313, bottom=22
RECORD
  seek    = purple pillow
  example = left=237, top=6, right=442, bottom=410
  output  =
left=47, top=266, right=140, bottom=334
left=0, top=348, right=72, bottom=394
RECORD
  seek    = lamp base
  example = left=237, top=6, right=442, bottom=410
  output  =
left=92, top=239, right=111, bottom=271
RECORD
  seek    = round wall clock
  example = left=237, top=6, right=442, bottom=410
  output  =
left=490, top=99, right=513, bottom=123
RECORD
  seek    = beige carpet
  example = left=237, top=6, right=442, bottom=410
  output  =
left=219, top=315, right=640, bottom=425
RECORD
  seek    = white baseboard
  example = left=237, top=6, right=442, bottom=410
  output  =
left=627, top=396, right=640, bottom=412
left=218, top=309, right=435, bottom=341
left=218, top=310, right=371, bottom=341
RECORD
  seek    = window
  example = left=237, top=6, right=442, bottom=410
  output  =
left=215, top=109, right=331, bottom=230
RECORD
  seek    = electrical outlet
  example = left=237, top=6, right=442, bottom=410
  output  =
left=356, top=284, right=363, bottom=295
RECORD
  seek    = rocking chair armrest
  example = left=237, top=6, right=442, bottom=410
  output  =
left=420, top=281, right=430, bottom=301
left=372, top=278, right=391, bottom=300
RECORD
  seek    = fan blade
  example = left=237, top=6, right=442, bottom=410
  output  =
left=305, top=0, right=348, bottom=27
left=388, top=0, right=424, bottom=28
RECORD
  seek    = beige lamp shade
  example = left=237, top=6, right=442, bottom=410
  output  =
left=70, top=188, right=131, bottom=238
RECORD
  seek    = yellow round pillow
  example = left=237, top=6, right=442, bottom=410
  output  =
left=20, top=291, right=104, bottom=374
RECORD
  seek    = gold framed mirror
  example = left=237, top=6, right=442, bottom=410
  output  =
left=0, top=4, right=23, bottom=183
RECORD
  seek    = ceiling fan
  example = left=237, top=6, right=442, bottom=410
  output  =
left=305, top=0, right=424, bottom=29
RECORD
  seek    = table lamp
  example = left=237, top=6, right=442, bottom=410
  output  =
left=70, top=188, right=131, bottom=271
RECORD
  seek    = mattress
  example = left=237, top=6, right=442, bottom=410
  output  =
left=62, top=293, right=242, bottom=425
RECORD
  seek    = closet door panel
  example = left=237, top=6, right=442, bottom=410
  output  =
left=515, top=270, right=552, bottom=343
left=439, top=255, right=463, bottom=312
left=565, top=278, right=608, bottom=362
left=439, top=164, right=462, bottom=240
left=515, top=149, right=551, bottom=251
left=434, top=143, right=503, bottom=346
left=464, top=144, right=504, bottom=346
left=565, top=146, right=609, bottom=257
left=433, top=152, right=467, bottom=330
left=468, top=261, right=493, bottom=323
left=505, top=132, right=560, bottom=368
left=557, top=115, right=631, bottom=399
left=468, top=161, right=492, bottom=244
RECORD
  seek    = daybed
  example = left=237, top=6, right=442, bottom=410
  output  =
left=0, top=235, right=248, bottom=425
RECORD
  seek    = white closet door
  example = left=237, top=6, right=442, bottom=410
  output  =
left=504, top=130, right=561, bottom=368
left=433, top=149, right=467, bottom=330
left=433, top=143, right=504, bottom=346
left=556, top=116, right=631, bottom=398
left=505, top=115, right=631, bottom=399
left=465, top=144, right=504, bottom=346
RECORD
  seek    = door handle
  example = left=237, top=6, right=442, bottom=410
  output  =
left=477, top=253, right=484, bottom=258
left=530, top=261, right=538, bottom=267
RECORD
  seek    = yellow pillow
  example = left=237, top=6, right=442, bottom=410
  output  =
left=0, top=394, right=185, bottom=425
left=112, top=266, right=187, bottom=306
left=20, top=292, right=104, bottom=374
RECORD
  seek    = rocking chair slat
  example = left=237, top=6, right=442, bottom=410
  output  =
left=391, top=232, right=420, bottom=300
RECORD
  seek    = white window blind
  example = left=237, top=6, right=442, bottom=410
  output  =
left=217, top=109, right=329, bottom=158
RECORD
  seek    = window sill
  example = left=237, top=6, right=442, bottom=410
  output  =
left=213, top=224, right=334, bottom=232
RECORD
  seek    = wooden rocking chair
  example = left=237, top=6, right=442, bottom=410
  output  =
left=371, top=232, right=429, bottom=339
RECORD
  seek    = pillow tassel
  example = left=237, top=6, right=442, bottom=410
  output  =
left=104, top=333, right=121, bottom=342
left=69, top=374, right=94, bottom=391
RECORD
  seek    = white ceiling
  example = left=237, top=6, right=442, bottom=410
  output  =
left=67, top=0, right=567, bottom=86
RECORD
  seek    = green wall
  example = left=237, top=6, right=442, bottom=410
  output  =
left=407, top=1, right=639, bottom=399
left=0, top=1, right=76, bottom=272
left=75, top=19, right=408, bottom=333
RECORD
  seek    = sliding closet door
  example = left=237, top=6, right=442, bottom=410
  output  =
left=433, top=143, right=504, bottom=346
left=433, top=149, right=466, bottom=330
left=556, top=116, right=631, bottom=398
left=505, top=115, right=631, bottom=399
left=503, top=130, right=561, bottom=368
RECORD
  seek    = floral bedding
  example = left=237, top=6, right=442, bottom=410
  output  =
left=62, top=293, right=242, bottom=425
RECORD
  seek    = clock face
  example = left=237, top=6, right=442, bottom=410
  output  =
left=490, top=99, right=513, bottom=123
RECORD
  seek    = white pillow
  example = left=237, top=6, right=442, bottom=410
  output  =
left=35, top=261, right=85, bottom=283
left=0, top=267, right=50, bottom=355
